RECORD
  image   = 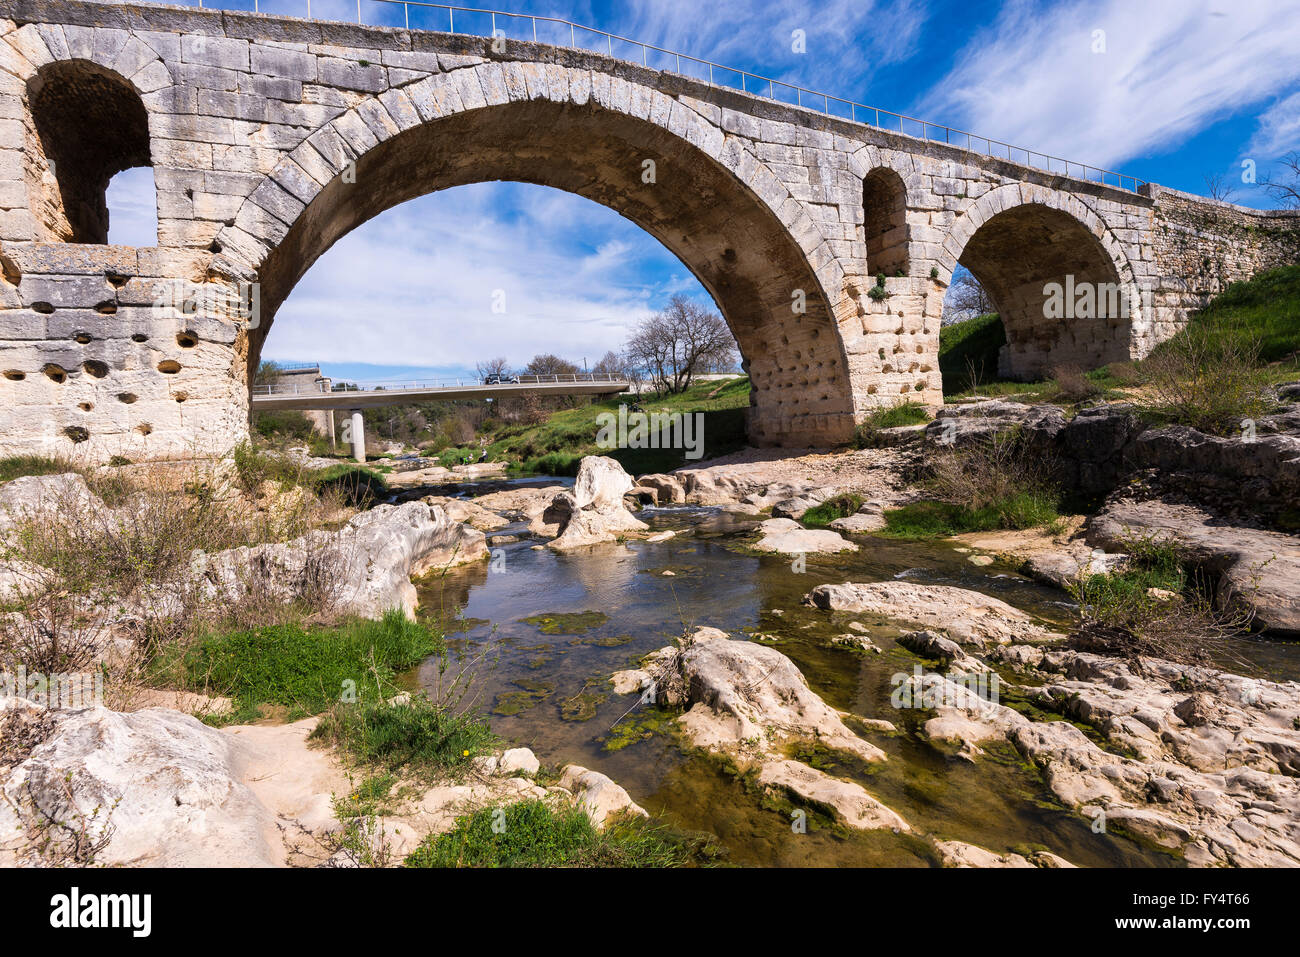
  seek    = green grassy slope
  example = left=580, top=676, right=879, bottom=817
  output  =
left=485, top=377, right=752, bottom=475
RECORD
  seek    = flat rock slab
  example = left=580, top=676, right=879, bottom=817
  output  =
left=752, top=518, right=858, bottom=555
left=805, top=581, right=1063, bottom=647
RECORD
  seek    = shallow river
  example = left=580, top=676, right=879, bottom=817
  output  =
left=411, top=493, right=1300, bottom=867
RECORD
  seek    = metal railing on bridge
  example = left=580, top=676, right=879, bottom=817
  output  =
left=250, top=371, right=628, bottom=395
left=191, top=0, right=1147, bottom=193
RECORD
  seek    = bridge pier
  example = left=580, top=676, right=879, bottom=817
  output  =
left=350, top=411, right=365, bottom=464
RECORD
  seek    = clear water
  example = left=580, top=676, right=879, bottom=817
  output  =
left=413, top=501, right=1300, bottom=867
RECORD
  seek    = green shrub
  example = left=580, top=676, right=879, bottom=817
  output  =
left=311, top=464, right=389, bottom=507
left=801, top=493, right=863, bottom=528
left=1066, top=534, right=1251, bottom=665
left=404, top=799, right=716, bottom=868
left=1136, top=321, right=1271, bottom=436
left=313, top=692, right=495, bottom=777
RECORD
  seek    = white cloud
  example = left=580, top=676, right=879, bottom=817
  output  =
left=106, top=167, right=157, bottom=247
left=1248, top=91, right=1300, bottom=160
left=264, top=184, right=682, bottom=372
left=916, top=0, right=1300, bottom=172
left=613, top=0, right=929, bottom=91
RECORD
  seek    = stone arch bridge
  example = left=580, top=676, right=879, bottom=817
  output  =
left=1, top=0, right=1297, bottom=462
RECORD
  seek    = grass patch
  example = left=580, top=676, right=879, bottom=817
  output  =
left=160, top=611, right=441, bottom=723
left=881, top=427, right=1062, bottom=539
left=801, top=493, right=863, bottom=528
left=880, top=493, right=1059, bottom=539
left=1187, top=264, right=1300, bottom=363
left=939, top=313, right=1005, bottom=394
left=0, top=456, right=68, bottom=484
left=853, top=402, right=931, bottom=447
left=403, top=799, right=717, bottom=868
left=489, top=377, right=751, bottom=474
left=312, top=693, right=495, bottom=778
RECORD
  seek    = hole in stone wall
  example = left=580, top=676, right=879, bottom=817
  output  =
left=94, top=301, right=118, bottom=315
left=42, top=363, right=67, bottom=383
left=105, top=272, right=128, bottom=288
left=176, top=331, right=198, bottom=348
left=174, top=391, right=189, bottom=402
left=3, top=370, right=25, bottom=380
left=209, top=241, right=223, bottom=254
left=27, top=60, right=152, bottom=245
left=0, top=253, right=19, bottom=286
left=63, top=425, right=89, bottom=443
left=33, top=302, right=55, bottom=314
left=157, top=360, right=181, bottom=374
left=73, top=331, right=92, bottom=344
left=117, top=392, right=137, bottom=403
left=82, top=360, right=109, bottom=378
left=131, top=333, right=148, bottom=343
left=136, top=422, right=152, bottom=435
left=78, top=402, right=92, bottom=411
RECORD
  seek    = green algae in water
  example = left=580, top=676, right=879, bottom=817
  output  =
left=570, top=634, right=634, bottom=647
left=519, top=610, right=609, bottom=635
left=561, top=686, right=610, bottom=722
left=493, top=679, right=554, bottom=716
left=602, top=707, right=675, bottom=752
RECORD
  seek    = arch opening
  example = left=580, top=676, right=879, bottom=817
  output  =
left=238, top=96, right=853, bottom=446
left=949, top=203, right=1133, bottom=383
left=863, top=167, right=908, bottom=276
left=27, top=60, right=152, bottom=244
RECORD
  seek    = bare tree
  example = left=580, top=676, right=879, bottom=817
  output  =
left=624, top=295, right=736, bottom=394
left=475, top=356, right=512, bottom=379
left=1203, top=171, right=1237, bottom=203
left=1261, top=151, right=1300, bottom=209
left=942, top=270, right=996, bottom=324
left=590, top=350, right=625, bottom=377
left=522, top=354, right=580, bottom=378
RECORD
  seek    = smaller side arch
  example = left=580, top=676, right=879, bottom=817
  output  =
left=26, top=59, right=152, bottom=244
left=861, top=166, right=909, bottom=277
left=939, top=186, right=1142, bottom=380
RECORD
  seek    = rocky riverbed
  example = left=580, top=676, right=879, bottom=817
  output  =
left=2, top=397, right=1299, bottom=867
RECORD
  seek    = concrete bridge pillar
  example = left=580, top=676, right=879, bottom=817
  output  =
left=350, top=411, right=365, bottom=464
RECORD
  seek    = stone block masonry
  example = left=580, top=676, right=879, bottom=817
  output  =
left=0, top=0, right=1296, bottom=462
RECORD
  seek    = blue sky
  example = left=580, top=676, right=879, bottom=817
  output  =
left=107, top=0, right=1300, bottom=383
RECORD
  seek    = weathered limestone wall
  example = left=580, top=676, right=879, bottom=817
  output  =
left=1144, top=184, right=1300, bottom=349
left=0, top=0, right=1295, bottom=464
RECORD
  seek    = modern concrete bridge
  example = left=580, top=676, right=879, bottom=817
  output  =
left=0, top=0, right=1297, bottom=462
left=254, top=374, right=629, bottom=460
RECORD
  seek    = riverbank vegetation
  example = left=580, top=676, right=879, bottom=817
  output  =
left=881, top=429, right=1062, bottom=539
left=403, top=798, right=717, bottom=868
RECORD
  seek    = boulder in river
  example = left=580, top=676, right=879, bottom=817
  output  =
left=193, top=501, right=487, bottom=620
left=546, top=457, right=648, bottom=550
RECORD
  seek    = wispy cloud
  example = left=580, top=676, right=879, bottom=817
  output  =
left=1248, top=91, right=1300, bottom=161
left=916, top=0, right=1300, bottom=171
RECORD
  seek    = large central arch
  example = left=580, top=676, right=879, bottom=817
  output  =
left=213, top=66, right=856, bottom=447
